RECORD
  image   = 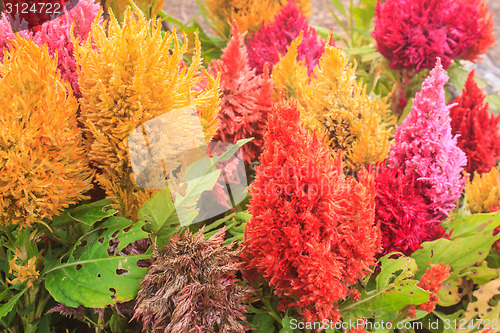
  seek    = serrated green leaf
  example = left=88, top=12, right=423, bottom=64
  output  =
left=43, top=217, right=150, bottom=308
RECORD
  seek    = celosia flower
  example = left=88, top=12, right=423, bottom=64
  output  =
left=465, top=166, right=500, bottom=214
left=462, top=0, right=495, bottom=62
left=271, top=33, right=310, bottom=101
left=243, top=100, right=380, bottom=323
left=7, top=250, right=39, bottom=287
left=0, top=39, right=93, bottom=228
left=388, top=59, right=467, bottom=218
left=75, top=5, right=221, bottom=219
left=449, top=70, right=500, bottom=175
left=301, top=42, right=395, bottom=171
left=246, top=1, right=326, bottom=75
left=375, top=163, right=445, bottom=256
left=46, top=304, right=85, bottom=320
left=204, top=0, right=311, bottom=37
left=413, top=263, right=450, bottom=313
left=208, top=23, right=273, bottom=162
left=0, top=0, right=101, bottom=96
left=373, top=0, right=492, bottom=71
left=132, top=227, right=252, bottom=332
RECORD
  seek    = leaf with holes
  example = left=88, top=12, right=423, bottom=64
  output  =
left=43, top=217, right=150, bottom=308
left=411, top=232, right=500, bottom=280
left=462, top=275, right=500, bottom=327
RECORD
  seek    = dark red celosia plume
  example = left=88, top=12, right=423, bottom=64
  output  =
left=243, top=100, right=380, bottom=323
left=373, top=0, right=486, bottom=71
left=375, top=163, right=446, bottom=256
left=246, top=0, right=327, bottom=75
left=209, top=23, right=273, bottom=163
left=449, top=70, right=500, bottom=175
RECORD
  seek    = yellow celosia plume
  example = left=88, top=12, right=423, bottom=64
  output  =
left=204, top=0, right=312, bottom=37
left=466, top=167, right=500, bottom=213
left=0, top=39, right=93, bottom=228
left=75, top=5, right=221, bottom=220
left=272, top=34, right=395, bottom=171
left=7, top=250, right=39, bottom=288
left=271, top=33, right=310, bottom=103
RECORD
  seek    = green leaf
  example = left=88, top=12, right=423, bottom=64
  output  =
left=466, top=260, right=498, bottom=284
left=43, top=217, right=150, bottom=308
left=251, top=313, right=276, bottom=332
left=280, top=316, right=298, bottom=333
left=68, top=200, right=118, bottom=226
left=411, top=232, right=500, bottom=280
left=342, top=281, right=430, bottom=318
left=376, top=254, right=417, bottom=290
left=445, top=212, right=500, bottom=239
left=137, top=187, right=177, bottom=233
left=0, top=287, right=27, bottom=320
left=329, top=0, right=347, bottom=16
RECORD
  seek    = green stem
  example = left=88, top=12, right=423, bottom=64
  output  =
left=261, top=298, right=282, bottom=324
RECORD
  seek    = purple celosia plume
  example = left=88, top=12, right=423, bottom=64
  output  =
left=388, top=59, right=467, bottom=218
left=0, top=0, right=100, bottom=96
left=246, top=0, right=327, bottom=75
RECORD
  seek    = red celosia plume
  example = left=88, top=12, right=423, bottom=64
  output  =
left=449, top=70, right=500, bottom=175
left=209, top=23, right=273, bottom=163
left=373, top=0, right=492, bottom=71
left=243, top=99, right=380, bottom=323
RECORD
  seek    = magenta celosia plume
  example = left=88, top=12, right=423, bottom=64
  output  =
left=244, top=100, right=380, bottom=323
left=208, top=23, right=273, bottom=163
left=375, top=163, right=446, bottom=256
left=0, top=0, right=100, bottom=96
left=388, top=59, right=467, bottom=218
left=246, top=1, right=327, bottom=75
left=373, top=0, right=491, bottom=71
left=449, top=70, right=500, bottom=175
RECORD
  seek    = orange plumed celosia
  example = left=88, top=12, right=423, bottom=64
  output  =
left=0, top=39, right=93, bottom=228
left=274, top=34, right=395, bottom=171
left=75, top=5, right=221, bottom=220
left=465, top=166, right=500, bottom=214
left=204, top=0, right=312, bottom=37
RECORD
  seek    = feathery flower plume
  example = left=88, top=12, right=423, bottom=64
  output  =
left=204, top=0, right=311, bottom=37
left=375, top=164, right=444, bottom=256
left=449, top=70, right=500, bottom=175
left=132, top=228, right=252, bottom=332
left=75, top=5, right=221, bottom=219
left=208, top=23, right=273, bottom=162
left=388, top=59, right=467, bottom=218
left=462, top=0, right=495, bottom=62
left=0, top=0, right=101, bottom=96
left=7, top=250, right=39, bottom=287
left=271, top=33, right=310, bottom=102
left=244, top=100, right=380, bottom=323
left=301, top=43, right=394, bottom=171
left=246, top=1, right=326, bottom=75
left=373, top=0, right=492, bottom=71
left=0, top=39, right=93, bottom=228
left=412, top=263, right=450, bottom=313
left=465, top=166, right=500, bottom=214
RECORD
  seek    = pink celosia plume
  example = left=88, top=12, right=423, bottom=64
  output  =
left=388, top=59, right=467, bottom=218
left=246, top=1, right=327, bottom=75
